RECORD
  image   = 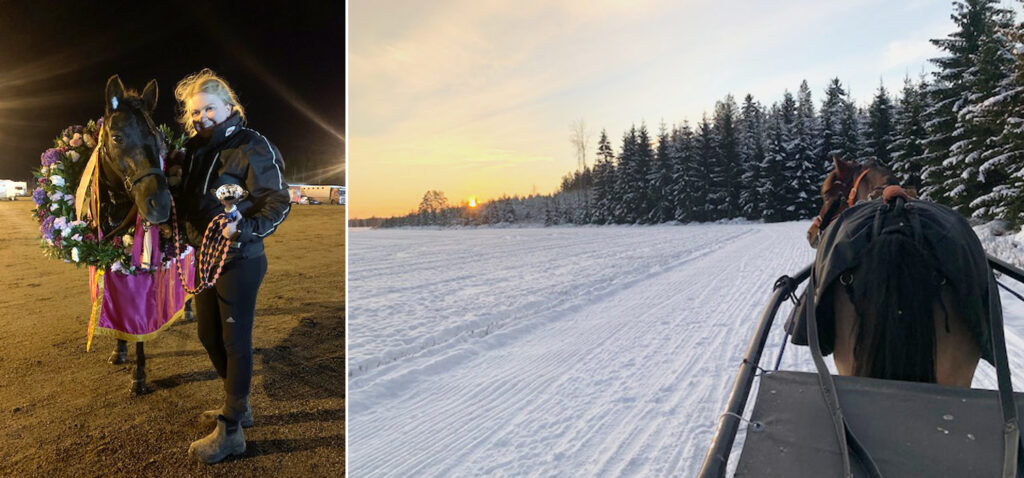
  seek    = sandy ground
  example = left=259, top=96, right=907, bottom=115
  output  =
left=0, top=200, right=345, bottom=477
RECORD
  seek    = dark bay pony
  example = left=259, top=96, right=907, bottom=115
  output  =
left=801, top=157, right=995, bottom=387
left=87, top=75, right=172, bottom=394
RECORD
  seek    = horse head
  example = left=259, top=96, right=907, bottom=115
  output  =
left=806, top=157, right=907, bottom=248
left=98, top=75, right=170, bottom=232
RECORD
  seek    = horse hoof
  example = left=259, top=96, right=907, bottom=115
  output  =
left=130, top=380, right=152, bottom=395
left=108, top=351, right=128, bottom=365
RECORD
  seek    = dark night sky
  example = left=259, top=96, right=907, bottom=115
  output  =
left=0, top=0, right=345, bottom=185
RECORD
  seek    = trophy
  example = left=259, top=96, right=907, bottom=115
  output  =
left=214, top=184, right=248, bottom=221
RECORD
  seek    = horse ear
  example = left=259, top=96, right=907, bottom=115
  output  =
left=141, top=79, right=158, bottom=113
left=105, top=75, right=126, bottom=115
left=832, top=155, right=852, bottom=174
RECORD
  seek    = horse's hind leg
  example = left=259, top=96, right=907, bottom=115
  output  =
left=108, top=339, right=128, bottom=365
left=934, top=289, right=981, bottom=387
left=130, top=341, right=152, bottom=395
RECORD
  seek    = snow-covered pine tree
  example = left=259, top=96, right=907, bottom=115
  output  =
left=775, top=91, right=803, bottom=221
left=691, top=116, right=717, bottom=222
left=591, top=129, right=617, bottom=224
left=614, top=126, right=639, bottom=223
left=738, top=94, right=767, bottom=220
left=763, top=103, right=792, bottom=222
left=670, top=121, right=698, bottom=222
left=971, top=12, right=1024, bottom=223
left=819, top=78, right=848, bottom=170
left=634, top=124, right=655, bottom=223
left=890, top=75, right=930, bottom=190
left=864, top=81, right=896, bottom=168
left=963, top=4, right=1018, bottom=219
left=923, top=0, right=1014, bottom=213
left=793, top=81, right=819, bottom=217
left=647, top=124, right=675, bottom=223
left=839, top=87, right=863, bottom=162
left=712, top=95, right=742, bottom=219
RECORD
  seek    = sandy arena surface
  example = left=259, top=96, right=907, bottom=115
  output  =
left=0, top=200, right=345, bottom=477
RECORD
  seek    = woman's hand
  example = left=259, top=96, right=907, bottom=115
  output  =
left=222, top=217, right=241, bottom=239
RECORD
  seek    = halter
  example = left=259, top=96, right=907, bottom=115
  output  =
left=95, top=109, right=168, bottom=236
left=811, top=164, right=890, bottom=247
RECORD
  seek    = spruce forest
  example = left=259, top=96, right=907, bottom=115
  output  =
left=353, top=0, right=1024, bottom=229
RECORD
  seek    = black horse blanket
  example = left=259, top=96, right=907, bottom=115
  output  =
left=785, top=199, right=998, bottom=365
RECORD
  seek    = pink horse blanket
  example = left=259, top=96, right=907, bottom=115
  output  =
left=86, top=217, right=195, bottom=350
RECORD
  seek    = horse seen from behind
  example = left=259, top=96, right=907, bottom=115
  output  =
left=795, top=157, right=997, bottom=388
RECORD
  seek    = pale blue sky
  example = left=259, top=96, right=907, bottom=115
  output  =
left=349, top=0, right=1018, bottom=218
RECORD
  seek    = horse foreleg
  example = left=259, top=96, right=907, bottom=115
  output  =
left=934, top=290, right=981, bottom=387
left=130, top=341, right=152, bottom=395
left=108, top=339, right=128, bottom=365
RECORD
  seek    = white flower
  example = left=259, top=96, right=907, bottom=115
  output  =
left=71, top=247, right=80, bottom=262
left=62, top=227, right=72, bottom=238
left=68, top=151, right=81, bottom=162
left=46, top=239, right=53, bottom=246
left=49, top=192, right=63, bottom=202
left=53, top=217, right=67, bottom=230
left=40, top=165, right=48, bottom=175
left=71, top=234, right=82, bottom=241
left=63, top=193, right=74, bottom=202
left=50, top=203, right=59, bottom=211
left=123, top=234, right=133, bottom=247
left=111, top=261, right=123, bottom=272
left=50, top=175, right=65, bottom=187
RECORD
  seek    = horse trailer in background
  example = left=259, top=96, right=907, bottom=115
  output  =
left=287, top=184, right=345, bottom=205
left=0, top=180, right=26, bottom=200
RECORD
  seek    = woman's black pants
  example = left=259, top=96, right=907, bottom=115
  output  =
left=194, top=253, right=267, bottom=423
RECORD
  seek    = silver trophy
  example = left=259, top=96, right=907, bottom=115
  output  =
left=214, top=184, right=248, bottom=221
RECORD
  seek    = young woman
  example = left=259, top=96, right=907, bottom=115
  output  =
left=171, top=68, right=290, bottom=464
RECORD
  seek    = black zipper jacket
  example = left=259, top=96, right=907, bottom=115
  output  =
left=174, top=113, right=290, bottom=259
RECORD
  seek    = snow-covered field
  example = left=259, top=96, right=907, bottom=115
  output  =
left=348, top=221, right=1024, bottom=478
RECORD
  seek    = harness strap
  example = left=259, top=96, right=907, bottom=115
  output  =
left=805, top=268, right=883, bottom=478
left=986, top=269, right=1023, bottom=478
left=847, top=168, right=871, bottom=207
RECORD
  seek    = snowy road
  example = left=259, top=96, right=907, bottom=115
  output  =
left=348, top=222, right=1024, bottom=477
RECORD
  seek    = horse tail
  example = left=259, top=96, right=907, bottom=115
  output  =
left=850, top=200, right=943, bottom=382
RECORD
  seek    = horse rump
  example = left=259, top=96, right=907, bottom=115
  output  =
left=846, top=204, right=945, bottom=382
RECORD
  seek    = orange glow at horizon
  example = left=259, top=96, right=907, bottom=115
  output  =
left=468, top=197, right=478, bottom=207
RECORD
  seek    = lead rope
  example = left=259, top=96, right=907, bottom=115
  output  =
left=170, top=195, right=232, bottom=294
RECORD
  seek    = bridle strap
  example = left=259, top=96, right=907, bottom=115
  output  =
left=125, top=167, right=164, bottom=192
left=847, top=168, right=870, bottom=207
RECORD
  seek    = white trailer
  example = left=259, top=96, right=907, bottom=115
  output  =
left=0, top=180, right=26, bottom=200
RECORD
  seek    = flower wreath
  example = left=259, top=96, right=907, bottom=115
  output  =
left=31, top=120, right=186, bottom=273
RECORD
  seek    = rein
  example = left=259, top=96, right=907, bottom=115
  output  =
left=170, top=195, right=233, bottom=295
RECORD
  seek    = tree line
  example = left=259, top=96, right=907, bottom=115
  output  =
left=353, top=0, right=1024, bottom=228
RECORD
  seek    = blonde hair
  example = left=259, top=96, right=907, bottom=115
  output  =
left=174, top=68, right=247, bottom=136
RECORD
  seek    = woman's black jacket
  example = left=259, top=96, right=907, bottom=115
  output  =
left=172, top=113, right=290, bottom=259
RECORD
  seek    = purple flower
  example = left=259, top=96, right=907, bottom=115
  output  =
left=40, top=148, right=61, bottom=167
left=41, top=216, right=54, bottom=240
left=32, top=188, right=45, bottom=205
